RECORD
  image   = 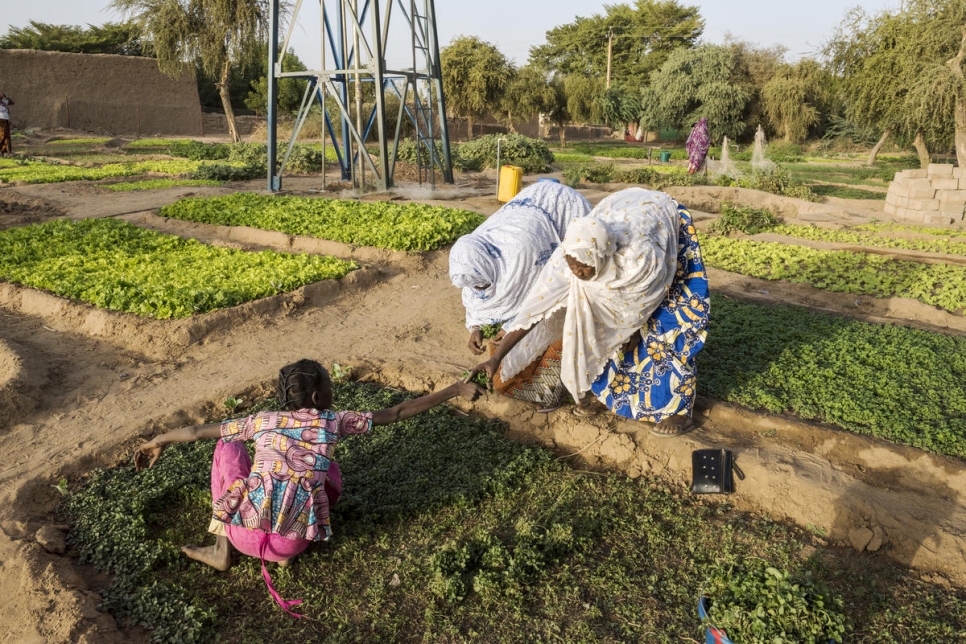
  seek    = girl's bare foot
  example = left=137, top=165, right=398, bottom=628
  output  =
left=181, top=535, right=232, bottom=571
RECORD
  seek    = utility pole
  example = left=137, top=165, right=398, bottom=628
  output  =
left=606, top=28, right=614, bottom=89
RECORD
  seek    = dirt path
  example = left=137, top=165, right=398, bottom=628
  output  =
left=0, top=181, right=963, bottom=642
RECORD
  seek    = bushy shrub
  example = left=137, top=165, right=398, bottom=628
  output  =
left=168, top=140, right=232, bottom=161
left=226, top=142, right=268, bottom=168
left=187, top=163, right=261, bottom=182
left=708, top=202, right=782, bottom=236
left=766, top=141, right=804, bottom=163
left=395, top=140, right=472, bottom=172
left=736, top=165, right=818, bottom=201
left=458, top=134, right=554, bottom=174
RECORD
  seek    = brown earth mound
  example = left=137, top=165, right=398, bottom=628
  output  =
left=0, top=191, right=64, bottom=230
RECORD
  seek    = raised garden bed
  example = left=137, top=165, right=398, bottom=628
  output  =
left=0, top=219, right=374, bottom=358
left=703, top=236, right=966, bottom=312
left=158, top=193, right=486, bottom=252
left=63, top=380, right=966, bottom=642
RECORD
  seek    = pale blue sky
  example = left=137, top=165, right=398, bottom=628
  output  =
left=4, top=0, right=898, bottom=67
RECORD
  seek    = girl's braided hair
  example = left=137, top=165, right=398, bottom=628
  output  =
left=276, top=359, right=331, bottom=410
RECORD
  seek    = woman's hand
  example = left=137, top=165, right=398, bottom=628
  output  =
left=464, top=357, right=499, bottom=384
left=134, top=441, right=166, bottom=471
left=468, top=328, right=486, bottom=355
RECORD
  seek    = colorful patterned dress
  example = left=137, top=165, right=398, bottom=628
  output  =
left=213, top=408, right=372, bottom=541
left=590, top=204, right=709, bottom=420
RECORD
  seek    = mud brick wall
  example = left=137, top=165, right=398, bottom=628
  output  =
left=0, top=49, right=203, bottom=136
left=885, top=164, right=966, bottom=226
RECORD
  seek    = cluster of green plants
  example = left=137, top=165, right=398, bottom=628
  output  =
left=105, top=179, right=224, bottom=192
left=854, top=222, right=966, bottom=237
left=807, top=184, right=886, bottom=200
left=456, top=134, right=555, bottom=173
left=165, top=140, right=328, bottom=175
left=771, top=224, right=966, bottom=256
left=0, top=219, right=356, bottom=318
left=702, top=294, right=966, bottom=457
left=702, top=236, right=966, bottom=315
left=562, top=162, right=707, bottom=189
left=716, top=166, right=818, bottom=201
left=126, top=138, right=191, bottom=148
left=703, top=559, right=846, bottom=643
left=393, top=140, right=472, bottom=172
left=783, top=162, right=906, bottom=187
left=159, top=193, right=485, bottom=251
left=0, top=159, right=248, bottom=185
left=46, top=137, right=112, bottom=146
left=564, top=142, right=689, bottom=161
left=63, top=380, right=966, bottom=642
left=707, top=203, right=783, bottom=236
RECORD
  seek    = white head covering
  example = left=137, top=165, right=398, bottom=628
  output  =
left=503, top=188, right=680, bottom=400
left=449, top=182, right=591, bottom=329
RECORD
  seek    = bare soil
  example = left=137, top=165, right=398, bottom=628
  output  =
left=1, top=175, right=965, bottom=642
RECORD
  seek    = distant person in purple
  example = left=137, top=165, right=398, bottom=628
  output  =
left=0, top=93, right=14, bottom=156
left=686, top=117, right=709, bottom=175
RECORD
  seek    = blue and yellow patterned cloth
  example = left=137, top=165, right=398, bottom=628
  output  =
left=591, top=204, right=709, bottom=421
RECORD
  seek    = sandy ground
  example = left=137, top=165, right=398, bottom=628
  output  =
left=0, top=175, right=965, bottom=642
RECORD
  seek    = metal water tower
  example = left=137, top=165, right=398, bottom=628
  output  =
left=266, top=0, right=454, bottom=191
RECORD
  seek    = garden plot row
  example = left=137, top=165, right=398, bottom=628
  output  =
left=65, top=377, right=966, bottom=643
left=0, top=198, right=481, bottom=358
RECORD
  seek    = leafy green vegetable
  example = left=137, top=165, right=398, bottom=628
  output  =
left=64, top=381, right=966, bottom=642
left=0, top=219, right=357, bottom=318
left=769, top=224, right=966, bottom=257
left=159, top=193, right=485, bottom=251
left=703, top=559, right=847, bottom=644
left=708, top=203, right=782, bottom=236
left=701, top=295, right=966, bottom=457
left=106, top=179, right=224, bottom=192
left=0, top=159, right=248, bottom=185
left=701, top=236, right=966, bottom=313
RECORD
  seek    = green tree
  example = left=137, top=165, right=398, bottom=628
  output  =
left=596, top=84, right=642, bottom=128
left=639, top=44, right=749, bottom=141
left=0, top=20, right=147, bottom=55
left=499, top=64, right=553, bottom=132
left=441, top=36, right=513, bottom=139
left=564, top=75, right=604, bottom=125
left=529, top=0, right=703, bottom=88
left=827, top=1, right=966, bottom=167
left=543, top=76, right=571, bottom=145
left=245, top=47, right=308, bottom=115
left=761, top=60, right=830, bottom=143
left=725, top=37, right=787, bottom=140
left=111, top=0, right=269, bottom=142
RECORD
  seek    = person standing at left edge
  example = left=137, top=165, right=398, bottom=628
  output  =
left=0, top=92, right=14, bottom=156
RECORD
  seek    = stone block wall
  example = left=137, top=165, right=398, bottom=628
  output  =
left=885, top=164, right=966, bottom=226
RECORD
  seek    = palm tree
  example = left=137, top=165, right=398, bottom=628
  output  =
left=111, top=0, right=269, bottom=142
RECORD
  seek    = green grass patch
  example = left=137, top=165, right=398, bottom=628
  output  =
left=105, top=179, right=225, bottom=192
left=158, top=193, right=485, bottom=251
left=703, top=236, right=966, bottom=314
left=0, top=219, right=356, bottom=318
left=808, top=184, right=887, bottom=200
left=551, top=151, right=595, bottom=164
left=126, top=138, right=193, bottom=148
left=770, top=224, right=966, bottom=257
left=64, top=381, right=966, bottom=642
left=0, top=159, right=247, bottom=185
left=701, top=294, right=966, bottom=457
left=46, top=137, right=112, bottom=146
left=854, top=222, right=966, bottom=237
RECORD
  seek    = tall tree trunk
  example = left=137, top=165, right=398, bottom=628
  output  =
left=466, top=115, right=474, bottom=140
left=914, top=129, right=931, bottom=168
left=867, top=129, right=891, bottom=166
left=217, top=58, right=240, bottom=143
left=558, top=123, right=566, bottom=146
left=947, top=23, right=966, bottom=168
